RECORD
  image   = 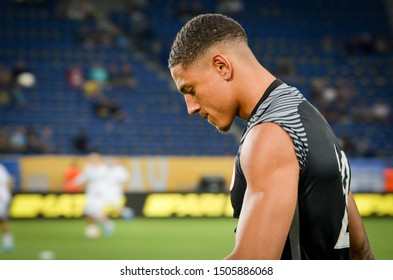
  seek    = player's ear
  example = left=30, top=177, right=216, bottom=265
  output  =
left=212, top=54, right=233, bottom=81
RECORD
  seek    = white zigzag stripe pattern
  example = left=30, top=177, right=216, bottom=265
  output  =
left=241, top=83, right=309, bottom=171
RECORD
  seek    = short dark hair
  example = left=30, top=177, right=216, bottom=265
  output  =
left=168, top=13, right=247, bottom=69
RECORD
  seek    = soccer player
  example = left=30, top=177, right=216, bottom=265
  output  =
left=0, top=163, right=14, bottom=252
left=105, top=157, right=130, bottom=217
left=168, top=14, right=374, bottom=260
left=74, top=152, right=112, bottom=238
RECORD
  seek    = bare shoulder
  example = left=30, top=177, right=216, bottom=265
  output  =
left=240, top=123, right=299, bottom=195
left=240, top=122, right=298, bottom=180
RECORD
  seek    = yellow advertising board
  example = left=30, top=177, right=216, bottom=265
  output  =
left=19, top=156, right=235, bottom=192
left=8, top=193, right=393, bottom=219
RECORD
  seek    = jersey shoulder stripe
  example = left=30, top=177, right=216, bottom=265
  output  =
left=241, top=83, right=309, bottom=171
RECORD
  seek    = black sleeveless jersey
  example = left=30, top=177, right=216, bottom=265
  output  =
left=230, top=79, right=350, bottom=260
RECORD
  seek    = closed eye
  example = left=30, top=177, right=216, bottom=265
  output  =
left=179, top=85, right=195, bottom=96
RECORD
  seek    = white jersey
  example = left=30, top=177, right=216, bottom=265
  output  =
left=0, top=163, right=12, bottom=218
left=74, top=163, right=110, bottom=197
left=74, top=162, right=111, bottom=218
left=106, top=164, right=129, bottom=203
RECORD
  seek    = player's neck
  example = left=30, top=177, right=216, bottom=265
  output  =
left=237, top=66, right=276, bottom=120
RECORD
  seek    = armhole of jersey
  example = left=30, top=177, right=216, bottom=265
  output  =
left=229, top=160, right=236, bottom=192
left=289, top=202, right=301, bottom=260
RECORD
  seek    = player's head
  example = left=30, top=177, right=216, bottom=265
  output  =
left=88, top=152, right=102, bottom=164
left=169, top=14, right=249, bottom=133
left=168, top=13, right=247, bottom=70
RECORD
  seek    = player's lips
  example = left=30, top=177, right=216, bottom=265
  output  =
left=201, top=113, right=208, bottom=120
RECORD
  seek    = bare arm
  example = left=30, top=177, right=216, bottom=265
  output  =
left=348, top=192, right=375, bottom=259
left=225, top=123, right=299, bottom=259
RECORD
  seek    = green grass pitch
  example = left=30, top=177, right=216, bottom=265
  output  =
left=0, top=217, right=392, bottom=260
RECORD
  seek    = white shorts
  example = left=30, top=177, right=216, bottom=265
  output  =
left=105, top=194, right=123, bottom=208
left=84, top=194, right=106, bottom=218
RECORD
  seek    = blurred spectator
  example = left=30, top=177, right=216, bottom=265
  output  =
left=75, top=25, right=94, bottom=47
left=11, top=60, right=36, bottom=88
left=346, top=33, right=374, bottom=55
left=72, top=128, right=90, bottom=154
left=83, top=80, right=104, bottom=100
left=0, top=63, right=12, bottom=107
left=88, top=63, right=108, bottom=84
left=345, top=33, right=392, bottom=55
left=65, top=0, right=96, bottom=22
left=216, top=0, right=245, bottom=16
left=82, top=79, right=127, bottom=121
left=11, top=60, right=29, bottom=83
left=25, top=126, right=42, bottom=154
left=352, top=100, right=391, bottom=124
left=66, top=64, right=85, bottom=88
left=340, top=133, right=375, bottom=158
left=0, top=125, right=56, bottom=154
left=6, top=60, right=36, bottom=109
left=9, top=126, right=27, bottom=153
left=334, top=78, right=357, bottom=123
left=335, top=78, right=357, bottom=106
left=177, top=0, right=203, bottom=22
left=309, top=77, right=340, bottom=122
left=93, top=97, right=127, bottom=121
left=0, top=63, right=12, bottom=88
left=309, top=77, right=361, bottom=124
left=356, top=135, right=374, bottom=157
left=39, top=126, right=56, bottom=154
left=77, top=25, right=117, bottom=49
left=0, top=127, right=12, bottom=153
left=109, top=63, right=137, bottom=89
left=84, top=63, right=109, bottom=102
left=274, top=58, right=298, bottom=86
left=0, top=62, right=33, bottom=108
left=124, top=0, right=148, bottom=11
left=0, top=90, right=11, bottom=107
left=10, top=85, right=27, bottom=108
left=127, top=7, right=155, bottom=52
left=370, top=100, right=391, bottom=123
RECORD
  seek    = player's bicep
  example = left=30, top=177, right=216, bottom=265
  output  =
left=229, top=123, right=299, bottom=259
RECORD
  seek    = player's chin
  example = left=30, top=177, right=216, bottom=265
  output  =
left=215, top=124, right=231, bottom=134
left=207, top=118, right=231, bottom=133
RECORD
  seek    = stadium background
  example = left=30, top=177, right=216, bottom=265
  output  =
left=0, top=0, right=392, bottom=259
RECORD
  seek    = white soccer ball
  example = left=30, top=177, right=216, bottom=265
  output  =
left=38, top=250, right=56, bottom=260
left=17, top=72, right=36, bottom=87
left=85, top=224, right=101, bottom=239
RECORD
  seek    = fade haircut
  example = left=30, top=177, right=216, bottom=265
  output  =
left=168, top=13, right=247, bottom=69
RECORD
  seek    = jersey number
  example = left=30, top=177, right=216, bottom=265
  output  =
left=334, top=146, right=350, bottom=249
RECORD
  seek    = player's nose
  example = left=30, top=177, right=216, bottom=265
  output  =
left=185, top=95, right=200, bottom=115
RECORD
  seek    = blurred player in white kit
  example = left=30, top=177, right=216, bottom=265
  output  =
left=0, top=163, right=14, bottom=252
left=74, top=152, right=114, bottom=238
left=105, top=157, right=130, bottom=217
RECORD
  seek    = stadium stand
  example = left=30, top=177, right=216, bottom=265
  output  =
left=0, top=0, right=392, bottom=160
